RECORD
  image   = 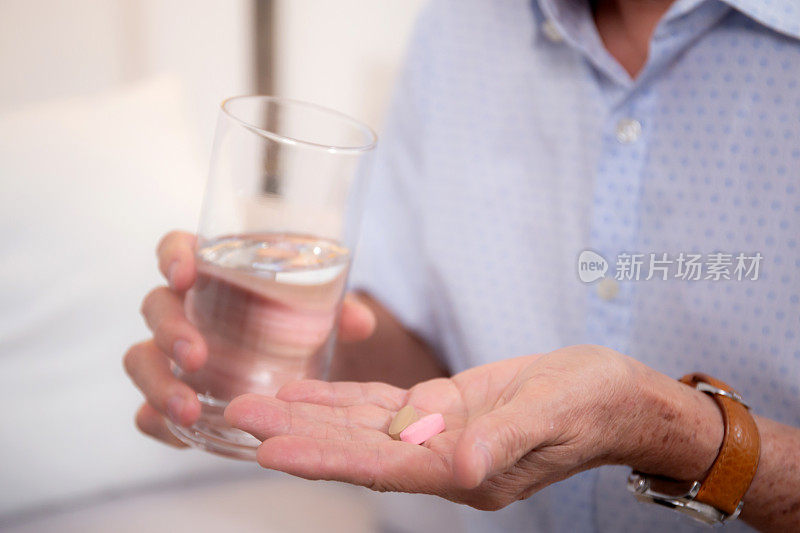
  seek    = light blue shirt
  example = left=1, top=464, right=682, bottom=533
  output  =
left=349, top=0, right=800, bottom=531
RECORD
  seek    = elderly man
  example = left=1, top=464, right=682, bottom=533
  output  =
left=125, top=0, right=800, bottom=530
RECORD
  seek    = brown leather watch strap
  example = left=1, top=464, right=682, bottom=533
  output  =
left=679, top=372, right=761, bottom=516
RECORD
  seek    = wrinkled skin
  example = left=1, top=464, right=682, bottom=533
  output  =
left=225, top=345, right=640, bottom=510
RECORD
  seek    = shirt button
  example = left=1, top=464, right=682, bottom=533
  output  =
left=541, top=20, right=563, bottom=43
left=615, top=118, right=642, bottom=144
left=596, top=277, right=620, bottom=301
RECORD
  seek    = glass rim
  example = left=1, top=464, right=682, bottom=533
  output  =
left=220, top=95, right=378, bottom=153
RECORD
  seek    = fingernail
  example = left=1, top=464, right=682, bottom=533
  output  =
left=168, top=261, right=179, bottom=289
left=173, top=339, right=192, bottom=367
left=166, top=396, right=184, bottom=425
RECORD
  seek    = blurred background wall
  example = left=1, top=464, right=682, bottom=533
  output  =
left=0, top=1, right=458, bottom=532
left=271, top=0, right=426, bottom=130
left=0, top=0, right=253, bottom=155
left=0, top=0, right=424, bottom=158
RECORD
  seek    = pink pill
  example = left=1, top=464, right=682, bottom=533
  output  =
left=399, top=413, right=445, bottom=445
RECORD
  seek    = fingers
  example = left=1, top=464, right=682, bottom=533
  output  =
left=156, top=231, right=196, bottom=291
left=124, top=340, right=201, bottom=427
left=140, top=286, right=207, bottom=371
left=452, top=397, right=555, bottom=490
left=337, top=294, right=377, bottom=342
left=135, top=403, right=188, bottom=448
left=256, top=435, right=449, bottom=494
left=276, top=380, right=408, bottom=411
left=224, top=393, right=392, bottom=442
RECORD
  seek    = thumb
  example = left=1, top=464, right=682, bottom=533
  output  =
left=337, top=293, right=377, bottom=342
left=453, top=397, right=553, bottom=489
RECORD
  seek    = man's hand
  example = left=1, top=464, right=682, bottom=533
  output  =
left=224, top=344, right=723, bottom=510
left=123, top=231, right=377, bottom=447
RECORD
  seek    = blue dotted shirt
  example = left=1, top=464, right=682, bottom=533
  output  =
left=349, top=0, right=800, bottom=531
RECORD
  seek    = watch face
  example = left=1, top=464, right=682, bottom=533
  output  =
left=674, top=502, right=725, bottom=526
left=631, top=492, right=726, bottom=525
left=627, top=472, right=729, bottom=526
left=644, top=476, right=695, bottom=498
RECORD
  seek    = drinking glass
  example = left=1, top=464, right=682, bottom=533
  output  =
left=166, top=96, right=377, bottom=460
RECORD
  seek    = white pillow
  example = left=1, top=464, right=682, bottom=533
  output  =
left=0, top=76, right=254, bottom=516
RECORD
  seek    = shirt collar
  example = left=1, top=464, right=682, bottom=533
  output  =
left=661, top=0, right=800, bottom=40
left=533, top=0, right=633, bottom=87
left=532, top=0, right=800, bottom=91
left=721, top=0, right=800, bottom=40
left=534, top=0, right=800, bottom=43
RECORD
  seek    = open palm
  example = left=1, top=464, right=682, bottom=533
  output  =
left=225, top=347, right=623, bottom=509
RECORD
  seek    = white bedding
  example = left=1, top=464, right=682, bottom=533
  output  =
left=0, top=76, right=253, bottom=516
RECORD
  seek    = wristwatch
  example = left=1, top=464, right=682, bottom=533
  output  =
left=627, top=373, right=761, bottom=525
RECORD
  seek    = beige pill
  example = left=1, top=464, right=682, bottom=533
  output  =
left=388, top=405, right=418, bottom=440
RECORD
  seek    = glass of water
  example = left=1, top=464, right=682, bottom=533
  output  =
left=166, top=96, right=377, bottom=460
